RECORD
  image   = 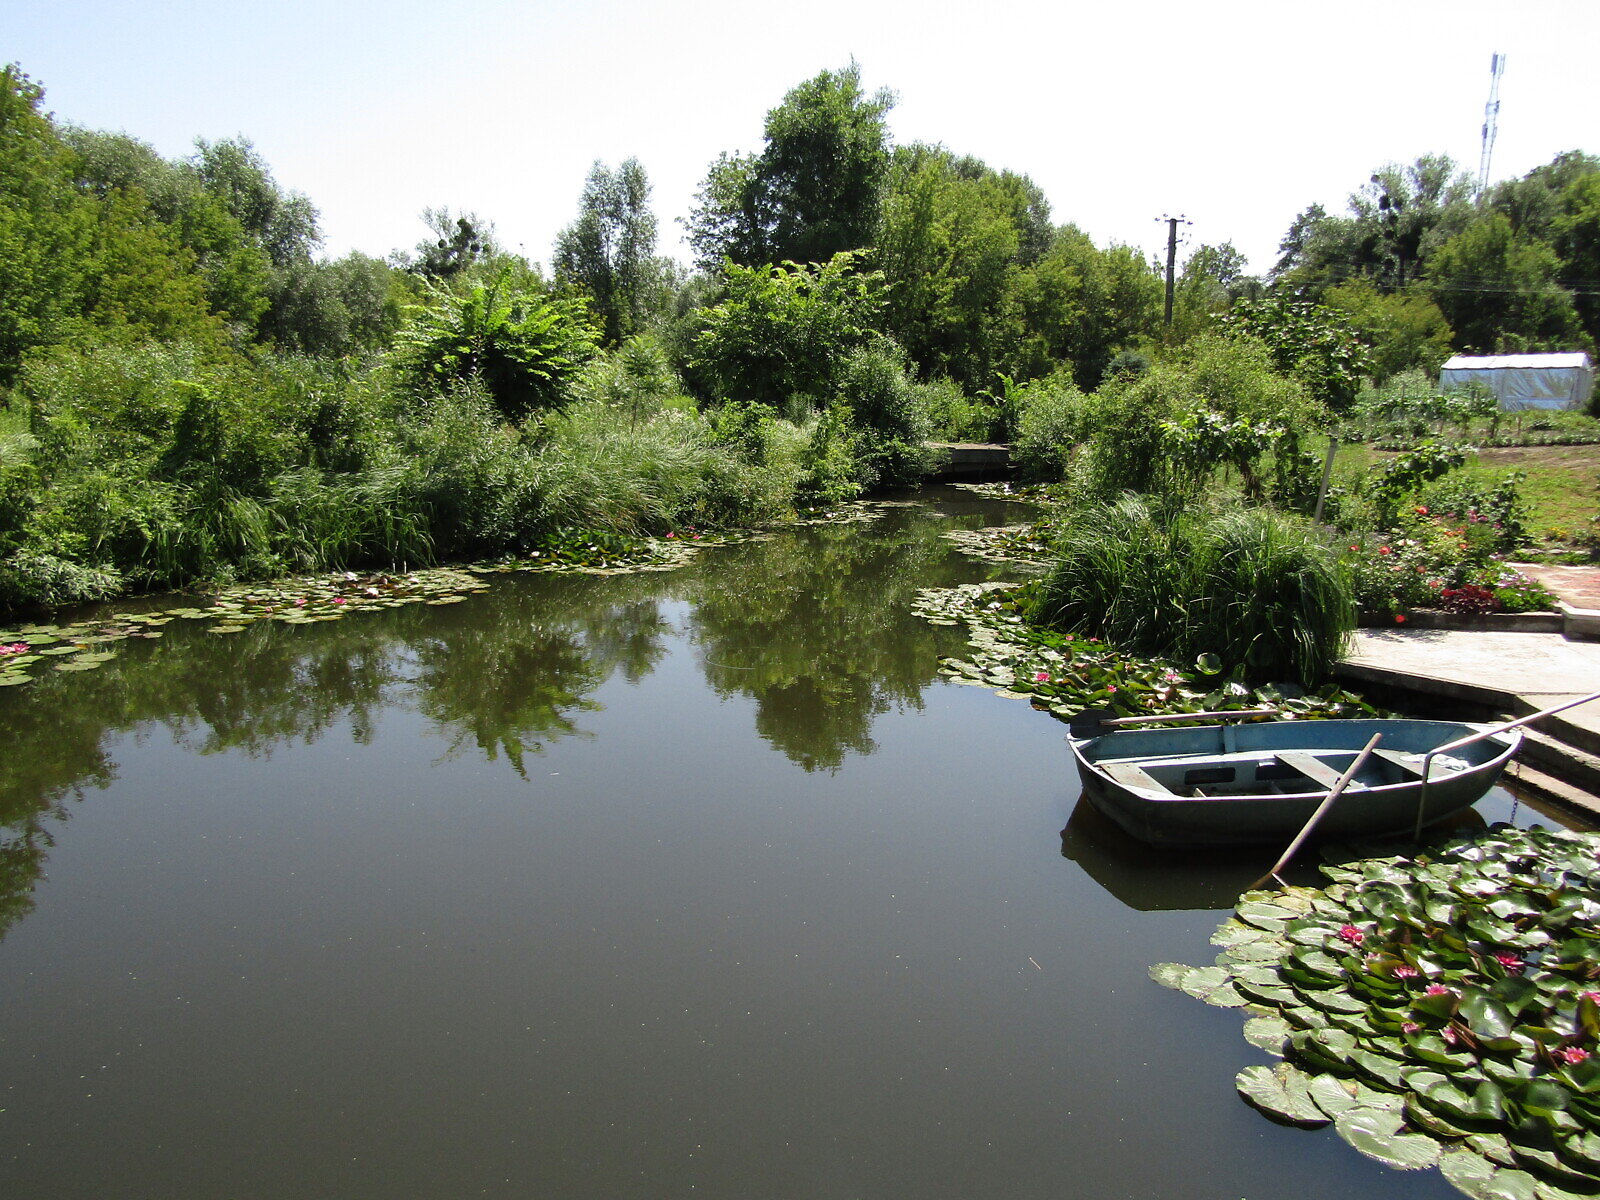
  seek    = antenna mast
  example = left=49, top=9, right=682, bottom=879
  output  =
left=1477, top=52, right=1505, bottom=198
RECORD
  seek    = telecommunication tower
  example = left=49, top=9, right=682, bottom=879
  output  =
left=1477, top=53, right=1505, bottom=198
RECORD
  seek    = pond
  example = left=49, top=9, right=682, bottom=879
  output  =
left=0, top=488, right=1559, bottom=1199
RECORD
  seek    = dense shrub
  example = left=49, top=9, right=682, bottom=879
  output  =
left=1012, top=372, right=1089, bottom=481
left=394, top=271, right=599, bottom=422
left=830, top=339, right=935, bottom=487
left=1029, top=497, right=1353, bottom=687
left=1071, top=335, right=1325, bottom=506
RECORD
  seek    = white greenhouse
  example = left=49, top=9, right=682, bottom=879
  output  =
left=1438, top=352, right=1595, bottom=411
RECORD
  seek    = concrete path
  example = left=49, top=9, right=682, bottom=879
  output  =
left=1336, top=627, right=1600, bottom=820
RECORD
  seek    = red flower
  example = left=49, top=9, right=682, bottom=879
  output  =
left=1493, top=952, right=1525, bottom=975
left=1394, top=614, right=1407, bottom=624
left=1558, top=1047, right=1590, bottom=1065
left=1378, top=545, right=1392, bottom=556
left=1415, top=505, right=1429, bottom=515
left=1337, top=925, right=1364, bottom=945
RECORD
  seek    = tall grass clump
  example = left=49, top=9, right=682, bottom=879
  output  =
left=1030, top=497, right=1354, bottom=687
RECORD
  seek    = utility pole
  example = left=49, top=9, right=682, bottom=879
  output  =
left=1158, top=214, right=1190, bottom=327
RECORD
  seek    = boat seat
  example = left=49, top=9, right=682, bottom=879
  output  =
left=1274, top=751, right=1359, bottom=790
left=1099, top=760, right=1172, bottom=794
left=1371, top=748, right=1428, bottom=777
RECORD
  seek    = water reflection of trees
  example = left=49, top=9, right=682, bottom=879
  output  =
left=0, top=571, right=675, bottom=937
left=684, top=512, right=960, bottom=772
left=0, top=502, right=1009, bottom=938
left=410, top=578, right=674, bottom=777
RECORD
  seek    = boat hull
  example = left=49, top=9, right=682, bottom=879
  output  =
left=1071, top=718, right=1520, bottom=848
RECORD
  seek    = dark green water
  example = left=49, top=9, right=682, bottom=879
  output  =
left=0, top=490, right=1543, bottom=1199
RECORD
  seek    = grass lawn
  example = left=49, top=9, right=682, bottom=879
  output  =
left=1334, top=441, right=1599, bottom=544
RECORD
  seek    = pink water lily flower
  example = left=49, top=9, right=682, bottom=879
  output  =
left=1034, top=671, right=1051, bottom=682
left=1558, top=1047, right=1590, bottom=1065
left=1337, top=925, right=1364, bottom=945
left=332, top=598, right=347, bottom=605
left=0, top=642, right=29, bottom=655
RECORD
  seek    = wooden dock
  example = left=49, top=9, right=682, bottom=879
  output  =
left=927, top=443, right=1013, bottom=481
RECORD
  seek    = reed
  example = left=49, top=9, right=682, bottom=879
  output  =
left=1030, top=498, right=1354, bottom=687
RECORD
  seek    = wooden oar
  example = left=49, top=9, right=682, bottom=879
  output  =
left=1249, top=732, right=1383, bottom=891
left=1067, top=707, right=1280, bottom=741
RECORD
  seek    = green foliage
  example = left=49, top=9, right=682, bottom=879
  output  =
left=1222, top=295, right=1371, bottom=410
left=396, top=271, right=599, bottom=422
left=830, top=339, right=935, bottom=487
left=1350, top=370, right=1498, bottom=446
left=1029, top=497, right=1355, bottom=687
left=1167, top=242, right=1259, bottom=341
left=1012, top=372, right=1089, bottom=481
left=688, top=63, right=893, bottom=269
left=574, top=333, right=684, bottom=427
left=405, top=207, right=496, bottom=281
left=1273, top=154, right=1477, bottom=295
left=796, top=402, right=863, bottom=506
left=1322, top=280, right=1454, bottom=382
left=1074, top=335, right=1324, bottom=505
left=553, top=158, right=669, bottom=345
left=0, top=66, right=228, bottom=381
left=1427, top=213, right=1586, bottom=353
left=912, top=376, right=989, bottom=442
left=1363, top=441, right=1468, bottom=526
left=690, top=251, right=885, bottom=409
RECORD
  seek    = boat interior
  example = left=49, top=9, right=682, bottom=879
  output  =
left=1092, top=747, right=1470, bottom=799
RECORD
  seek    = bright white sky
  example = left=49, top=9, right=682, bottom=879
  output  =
left=8, top=0, right=1597, bottom=278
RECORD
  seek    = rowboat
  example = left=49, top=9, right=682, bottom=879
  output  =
left=1070, top=713, right=1521, bottom=848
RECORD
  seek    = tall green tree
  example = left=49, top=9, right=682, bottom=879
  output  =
left=688, top=64, right=893, bottom=269
left=1273, top=155, right=1476, bottom=295
left=1552, top=172, right=1600, bottom=346
left=877, top=147, right=1023, bottom=389
left=1426, top=213, right=1584, bottom=352
left=1322, top=280, right=1454, bottom=381
left=552, top=158, right=667, bottom=346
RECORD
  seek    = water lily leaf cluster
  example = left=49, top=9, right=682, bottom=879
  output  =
left=1152, top=826, right=1600, bottom=1199
left=941, top=524, right=1055, bottom=570
left=913, top=581, right=1373, bottom=721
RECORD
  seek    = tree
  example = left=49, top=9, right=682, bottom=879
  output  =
left=1552, top=172, right=1600, bottom=346
left=1168, top=242, right=1258, bottom=341
left=1014, top=229, right=1163, bottom=388
left=191, top=137, right=320, bottom=268
left=0, top=64, right=95, bottom=382
left=1273, top=155, right=1476, bottom=295
left=687, top=64, right=893, bottom=269
left=1322, top=280, right=1453, bottom=381
left=405, top=206, right=497, bottom=281
left=1426, top=213, right=1584, bottom=352
left=877, top=147, right=1022, bottom=389
left=0, top=67, right=226, bottom=382
left=552, top=158, right=668, bottom=346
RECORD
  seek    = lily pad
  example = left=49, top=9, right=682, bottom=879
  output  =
left=1244, top=1014, right=1292, bottom=1057
left=1237, top=1062, right=1331, bottom=1128
left=1334, top=1105, right=1441, bottom=1170
left=1441, top=1149, right=1537, bottom=1200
